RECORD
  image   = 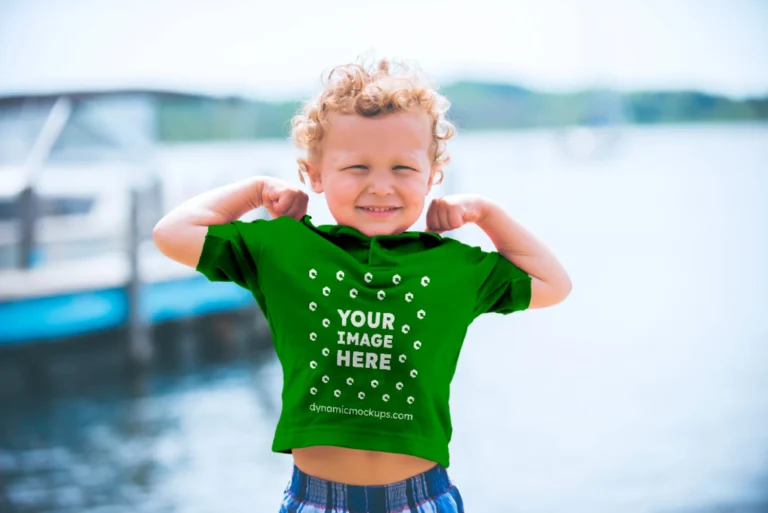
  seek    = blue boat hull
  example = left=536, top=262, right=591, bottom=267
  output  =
left=0, top=277, right=256, bottom=346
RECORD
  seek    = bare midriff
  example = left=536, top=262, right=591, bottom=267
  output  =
left=292, top=446, right=438, bottom=485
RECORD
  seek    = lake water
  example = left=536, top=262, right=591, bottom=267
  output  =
left=1, top=124, right=767, bottom=513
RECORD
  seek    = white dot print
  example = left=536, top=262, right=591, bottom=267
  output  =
left=303, top=264, right=434, bottom=409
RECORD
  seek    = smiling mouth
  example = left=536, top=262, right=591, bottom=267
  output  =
left=356, top=206, right=402, bottom=213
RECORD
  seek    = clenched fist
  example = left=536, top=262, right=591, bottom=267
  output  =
left=260, top=177, right=309, bottom=220
left=425, top=194, right=489, bottom=233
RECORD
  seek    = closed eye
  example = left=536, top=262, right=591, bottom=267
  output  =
left=341, top=165, right=418, bottom=171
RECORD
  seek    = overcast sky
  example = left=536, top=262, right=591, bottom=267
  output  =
left=0, top=0, right=766, bottom=100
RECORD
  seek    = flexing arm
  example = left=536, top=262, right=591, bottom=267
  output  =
left=153, top=176, right=308, bottom=268
left=475, top=201, right=572, bottom=309
left=426, top=194, right=572, bottom=309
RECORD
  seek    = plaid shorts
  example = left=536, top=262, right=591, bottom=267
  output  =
left=279, top=463, right=464, bottom=513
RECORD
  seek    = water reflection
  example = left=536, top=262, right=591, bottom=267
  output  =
left=1, top=347, right=290, bottom=513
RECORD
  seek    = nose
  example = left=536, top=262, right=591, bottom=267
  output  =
left=366, top=169, right=395, bottom=196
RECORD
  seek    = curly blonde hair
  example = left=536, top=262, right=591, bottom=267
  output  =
left=291, top=57, right=456, bottom=185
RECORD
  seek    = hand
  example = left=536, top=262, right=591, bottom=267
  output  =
left=425, top=194, right=490, bottom=233
left=260, top=177, right=309, bottom=220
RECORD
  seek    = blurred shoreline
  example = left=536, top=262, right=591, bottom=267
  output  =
left=152, top=83, right=768, bottom=141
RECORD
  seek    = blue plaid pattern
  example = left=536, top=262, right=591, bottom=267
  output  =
left=279, top=463, right=464, bottom=512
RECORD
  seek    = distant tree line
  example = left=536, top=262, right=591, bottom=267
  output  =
left=156, top=82, right=768, bottom=141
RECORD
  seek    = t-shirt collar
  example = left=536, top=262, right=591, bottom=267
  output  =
left=299, top=215, right=442, bottom=246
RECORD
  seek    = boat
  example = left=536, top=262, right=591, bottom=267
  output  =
left=0, top=91, right=260, bottom=358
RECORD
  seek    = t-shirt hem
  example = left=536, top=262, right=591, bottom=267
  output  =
left=195, top=224, right=240, bottom=281
left=512, top=275, right=533, bottom=312
left=272, top=428, right=451, bottom=468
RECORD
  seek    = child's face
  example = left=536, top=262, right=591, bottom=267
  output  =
left=307, top=110, right=437, bottom=237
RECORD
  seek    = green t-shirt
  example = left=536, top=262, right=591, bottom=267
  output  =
left=196, top=215, right=531, bottom=468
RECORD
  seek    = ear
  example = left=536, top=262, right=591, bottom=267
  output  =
left=427, top=165, right=444, bottom=195
left=301, top=159, right=324, bottom=194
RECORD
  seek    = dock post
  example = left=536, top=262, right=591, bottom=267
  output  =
left=127, top=186, right=153, bottom=367
left=16, top=96, right=72, bottom=269
left=17, top=186, right=37, bottom=269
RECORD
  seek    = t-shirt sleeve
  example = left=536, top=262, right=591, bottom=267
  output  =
left=195, top=220, right=266, bottom=291
left=469, top=245, right=532, bottom=317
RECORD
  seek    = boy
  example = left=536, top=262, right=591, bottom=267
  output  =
left=154, top=58, right=571, bottom=512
